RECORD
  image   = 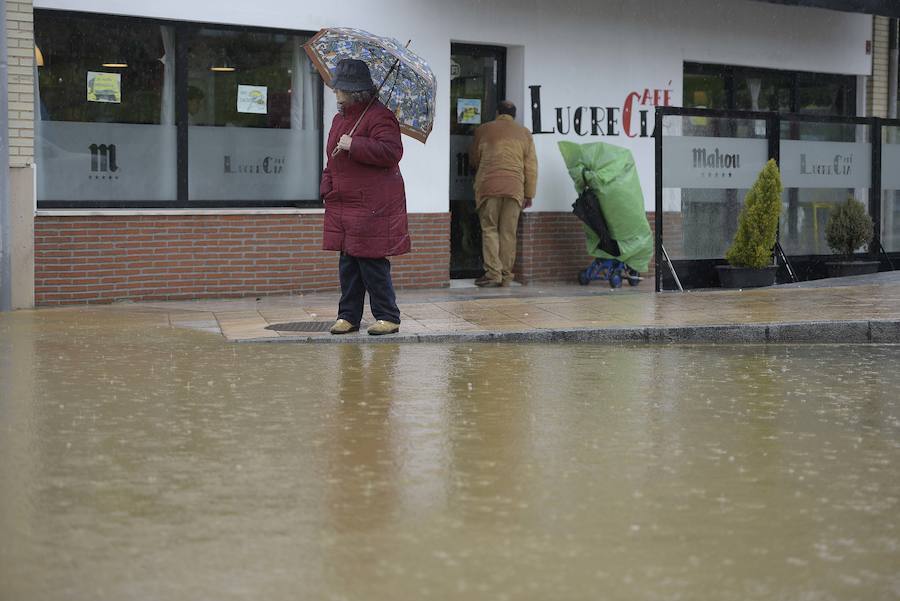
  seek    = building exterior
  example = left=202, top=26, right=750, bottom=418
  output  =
left=1, top=0, right=898, bottom=306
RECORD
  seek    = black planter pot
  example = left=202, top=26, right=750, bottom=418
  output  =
left=825, top=260, right=880, bottom=278
left=716, top=265, right=778, bottom=289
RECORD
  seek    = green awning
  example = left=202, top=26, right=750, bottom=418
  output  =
left=753, top=0, right=900, bottom=17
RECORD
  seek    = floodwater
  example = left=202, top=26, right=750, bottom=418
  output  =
left=1, top=312, right=899, bottom=601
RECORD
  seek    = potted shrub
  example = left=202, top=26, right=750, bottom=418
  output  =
left=824, top=198, right=879, bottom=278
left=717, top=159, right=782, bottom=288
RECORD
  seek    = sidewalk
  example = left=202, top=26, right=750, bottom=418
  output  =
left=42, top=271, right=900, bottom=344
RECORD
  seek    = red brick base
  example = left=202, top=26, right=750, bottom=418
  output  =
left=34, top=210, right=678, bottom=305
left=34, top=213, right=449, bottom=305
left=514, top=211, right=668, bottom=284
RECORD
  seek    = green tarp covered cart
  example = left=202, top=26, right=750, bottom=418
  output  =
left=559, top=141, right=653, bottom=285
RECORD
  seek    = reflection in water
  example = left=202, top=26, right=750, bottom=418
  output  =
left=328, top=345, right=401, bottom=534
left=1, top=310, right=899, bottom=600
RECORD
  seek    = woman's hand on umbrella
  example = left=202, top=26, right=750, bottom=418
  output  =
left=337, top=135, right=353, bottom=152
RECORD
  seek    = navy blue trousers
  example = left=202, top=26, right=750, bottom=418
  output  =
left=338, top=253, right=401, bottom=325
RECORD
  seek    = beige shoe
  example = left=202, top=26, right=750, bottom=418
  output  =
left=367, top=320, right=400, bottom=336
left=329, top=319, right=359, bottom=335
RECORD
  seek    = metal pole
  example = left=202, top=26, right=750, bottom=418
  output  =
left=889, top=19, right=898, bottom=120
left=654, top=108, right=663, bottom=292
left=0, top=0, right=12, bottom=312
left=661, top=244, right=683, bottom=293
left=872, top=118, right=882, bottom=260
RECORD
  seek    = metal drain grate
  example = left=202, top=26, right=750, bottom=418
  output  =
left=265, top=321, right=336, bottom=333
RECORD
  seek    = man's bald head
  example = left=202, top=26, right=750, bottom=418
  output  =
left=498, top=100, right=517, bottom=119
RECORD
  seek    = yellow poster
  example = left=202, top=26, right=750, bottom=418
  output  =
left=87, top=72, right=122, bottom=104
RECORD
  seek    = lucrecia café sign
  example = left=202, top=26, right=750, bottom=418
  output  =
left=528, top=83, right=673, bottom=138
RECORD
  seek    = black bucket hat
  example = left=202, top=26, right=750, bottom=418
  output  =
left=332, top=59, right=375, bottom=92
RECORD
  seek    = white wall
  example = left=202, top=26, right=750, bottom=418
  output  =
left=36, top=0, right=872, bottom=212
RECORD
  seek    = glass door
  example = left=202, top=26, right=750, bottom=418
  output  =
left=449, top=44, right=506, bottom=278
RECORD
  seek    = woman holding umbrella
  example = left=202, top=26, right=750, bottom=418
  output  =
left=321, top=59, right=410, bottom=336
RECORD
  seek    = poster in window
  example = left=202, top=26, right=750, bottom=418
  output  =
left=457, top=98, right=482, bottom=125
left=237, top=85, right=268, bottom=114
left=86, top=72, right=121, bottom=104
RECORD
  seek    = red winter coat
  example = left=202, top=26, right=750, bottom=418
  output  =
left=320, top=100, right=411, bottom=258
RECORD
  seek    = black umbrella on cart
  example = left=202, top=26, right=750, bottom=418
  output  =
left=571, top=169, right=620, bottom=257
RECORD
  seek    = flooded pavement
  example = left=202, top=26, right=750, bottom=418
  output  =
left=1, top=311, right=899, bottom=600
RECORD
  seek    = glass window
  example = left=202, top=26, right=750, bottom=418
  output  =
left=734, top=71, right=792, bottom=113
left=664, top=115, right=768, bottom=261
left=35, top=12, right=177, bottom=202
left=680, top=62, right=863, bottom=259
left=34, top=12, right=324, bottom=207
left=796, top=73, right=855, bottom=116
left=883, top=125, right=900, bottom=252
left=683, top=63, right=857, bottom=117
left=683, top=72, right=726, bottom=111
left=779, top=121, right=871, bottom=256
left=682, top=64, right=729, bottom=137
left=187, top=28, right=321, bottom=202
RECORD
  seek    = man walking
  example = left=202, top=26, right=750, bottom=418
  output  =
left=469, top=100, right=537, bottom=287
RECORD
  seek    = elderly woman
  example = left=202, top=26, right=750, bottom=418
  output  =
left=321, top=59, right=410, bottom=336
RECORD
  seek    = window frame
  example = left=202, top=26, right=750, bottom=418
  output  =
left=35, top=9, right=325, bottom=209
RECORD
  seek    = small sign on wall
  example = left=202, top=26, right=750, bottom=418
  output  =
left=237, top=85, right=268, bottom=114
left=87, top=72, right=121, bottom=104
left=456, top=98, right=482, bottom=125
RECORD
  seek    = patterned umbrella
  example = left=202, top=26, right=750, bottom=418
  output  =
left=304, top=27, right=436, bottom=143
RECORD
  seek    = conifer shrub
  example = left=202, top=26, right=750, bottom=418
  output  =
left=825, top=198, right=873, bottom=258
left=725, top=159, right=783, bottom=269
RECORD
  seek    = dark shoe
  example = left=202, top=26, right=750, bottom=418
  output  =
left=329, top=319, right=359, bottom=335
left=367, top=320, right=400, bottom=335
left=474, top=277, right=501, bottom=288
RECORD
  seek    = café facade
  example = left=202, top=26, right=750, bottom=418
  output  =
left=6, top=0, right=899, bottom=305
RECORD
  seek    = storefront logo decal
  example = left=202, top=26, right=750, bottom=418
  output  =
left=799, top=153, right=853, bottom=177
left=224, top=155, right=286, bottom=176
left=693, top=147, right=739, bottom=179
left=529, top=83, right=672, bottom=138
left=88, top=143, right=119, bottom=180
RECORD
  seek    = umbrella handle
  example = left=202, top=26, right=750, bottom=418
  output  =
left=330, top=96, right=378, bottom=157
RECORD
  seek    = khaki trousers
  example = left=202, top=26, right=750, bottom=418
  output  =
left=477, top=196, right=522, bottom=283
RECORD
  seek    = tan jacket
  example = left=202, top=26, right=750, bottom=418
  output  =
left=470, top=115, right=537, bottom=207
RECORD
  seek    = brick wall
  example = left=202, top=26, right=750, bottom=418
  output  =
left=514, top=212, right=592, bottom=284
left=513, top=211, right=677, bottom=285
left=651, top=211, right=685, bottom=260
left=6, top=0, right=34, bottom=167
left=34, top=210, right=683, bottom=305
left=34, top=213, right=449, bottom=305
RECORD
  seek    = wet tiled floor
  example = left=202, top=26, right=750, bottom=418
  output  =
left=27, top=272, right=900, bottom=342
